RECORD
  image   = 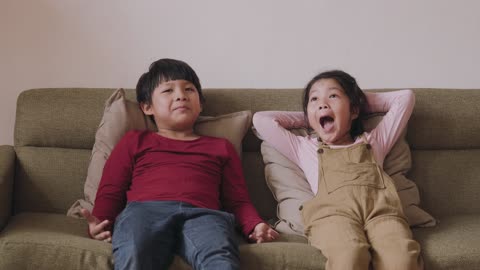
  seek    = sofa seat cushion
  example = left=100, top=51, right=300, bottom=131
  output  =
left=0, top=212, right=113, bottom=270
left=413, top=214, right=480, bottom=270
left=0, top=212, right=195, bottom=270
left=0, top=212, right=325, bottom=270
left=240, top=241, right=325, bottom=270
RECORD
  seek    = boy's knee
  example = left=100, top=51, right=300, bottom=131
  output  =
left=114, top=238, right=176, bottom=270
left=113, top=236, right=149, bottom=260
left=194, top=249, right=240, bottom=270
left=187, top=236, right=239, bottom=270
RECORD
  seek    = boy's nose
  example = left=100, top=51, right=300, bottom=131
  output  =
left=174, top=90, right=187, bottom=100
left=175, top=96, right=187, bottom=101
left=318, top=104, right=329, bottom=110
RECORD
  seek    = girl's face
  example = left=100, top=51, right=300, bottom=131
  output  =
left=307, top=78, right=358, bottom=145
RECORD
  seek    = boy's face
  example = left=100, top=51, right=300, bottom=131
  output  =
left=141, top=79, right=202, bottom=132
left=307, top=78, right=359, bottom=145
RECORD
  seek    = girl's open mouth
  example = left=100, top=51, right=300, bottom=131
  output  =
left=319, top=116, right=334, bottom=129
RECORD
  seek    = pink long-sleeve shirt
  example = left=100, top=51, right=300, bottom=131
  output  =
left=253, top=90, right=415, bottom=194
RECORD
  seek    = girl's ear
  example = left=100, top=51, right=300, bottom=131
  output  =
left=140, top=102, right=153, bottom=115
left=351, top=106, right=360, bottom=120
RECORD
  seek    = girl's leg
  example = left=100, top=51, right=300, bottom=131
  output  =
left=112, top=201, right=181, bottom=270
left=366, top=216, right=423, bottom=270
left=178, top=207, right=239, bottom=270
left=308, top=215, right=370, bottom=270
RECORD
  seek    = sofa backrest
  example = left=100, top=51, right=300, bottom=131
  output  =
left=13, top=88, right=480, bottom=219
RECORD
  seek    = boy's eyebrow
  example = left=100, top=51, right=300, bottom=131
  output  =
left=157, top=80, right=172, bottom=86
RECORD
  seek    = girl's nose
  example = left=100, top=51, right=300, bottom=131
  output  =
left=319, top=104, right=328, bottom=110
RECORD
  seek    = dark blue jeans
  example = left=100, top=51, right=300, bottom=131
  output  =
left=112, top=201, right=240, bottom=270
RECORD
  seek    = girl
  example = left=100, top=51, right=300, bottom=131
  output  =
left=253, top=70, right=423, bottom=270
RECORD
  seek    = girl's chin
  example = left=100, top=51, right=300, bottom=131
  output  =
left=317, top=134, right=337, bottom=144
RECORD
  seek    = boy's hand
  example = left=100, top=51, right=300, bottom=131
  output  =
left=80, top=208, right=112, bottom=243
left=248, top=222, right=279, bottom=243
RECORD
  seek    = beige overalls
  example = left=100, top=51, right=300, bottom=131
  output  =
left=301, top=139, right=424, bottom=270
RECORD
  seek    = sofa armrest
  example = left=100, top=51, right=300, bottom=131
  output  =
left=0, top=145, right=15, bottom=231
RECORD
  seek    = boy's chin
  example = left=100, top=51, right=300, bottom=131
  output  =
left=174, top=121, right=197, bottom=130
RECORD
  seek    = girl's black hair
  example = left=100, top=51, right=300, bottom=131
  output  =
left=302, top=70, right=367, bottom=139
left=136, top=58, right=205, bottom=105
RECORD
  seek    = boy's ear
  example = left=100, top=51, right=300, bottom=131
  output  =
left=140, top=102, right=153, bottom=115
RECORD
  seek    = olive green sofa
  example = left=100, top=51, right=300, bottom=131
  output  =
left=1, top=88, right=479, bottom=270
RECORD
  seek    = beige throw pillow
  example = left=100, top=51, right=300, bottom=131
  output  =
left=67, top=88, right=252, bottom=218
left=260, top=114, right=436, bottom=235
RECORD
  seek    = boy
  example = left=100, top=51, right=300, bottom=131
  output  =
left=82, top=58, right=278, bottom=270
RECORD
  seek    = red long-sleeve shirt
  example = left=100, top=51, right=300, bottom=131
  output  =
left=92, top=130, right=263, bottom=237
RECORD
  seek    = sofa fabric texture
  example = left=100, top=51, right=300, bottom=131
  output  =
left=1, top=88, right=480, bottom=270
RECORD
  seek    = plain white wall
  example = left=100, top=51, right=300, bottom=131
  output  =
left=1, top=0, right=480, bottom=146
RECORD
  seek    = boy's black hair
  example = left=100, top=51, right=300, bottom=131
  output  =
left=136, top=58, right=205, bottom=105
left=302, top=70, right=367, bottom=139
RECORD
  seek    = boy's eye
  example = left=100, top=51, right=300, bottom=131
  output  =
left=329, top=94, right=337, bottom=98
left=310, top=97, right=317, bottom=102
left=162, top=89, right=173, bottom=93
left=186, top=87, right=195, bottom=92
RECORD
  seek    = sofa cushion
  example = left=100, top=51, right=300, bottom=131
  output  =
left=67, top=88, right=252, bottom=217
left=0, top=145, right=15, bottom=230
left=240, top=242, right=325, bottom=270
left=259, top=114, right=436, bottom=235
left=0, top=212, right=327, bottom=270
left=0, top=212, right=194, bottom=270
left=413, top=214, right=480, bottom=270
left=410, top=149, right=480, bottom=217
left=14, top=147, right=91, bottom=214
left=0, top=213, right=113, bottom=270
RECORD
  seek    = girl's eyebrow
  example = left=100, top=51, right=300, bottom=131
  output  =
left=310, top=87, right=342, bottom=94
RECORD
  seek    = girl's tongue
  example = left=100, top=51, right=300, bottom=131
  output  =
left=320, top=116, right=335, bottom=132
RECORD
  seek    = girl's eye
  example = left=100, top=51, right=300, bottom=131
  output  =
left=186, top=87, right=195, bottom=92
left=329, top=94, right=337, bottom=98
left=310, top=97, right=317, bottom=102
left=163, top=89, right=173, bottom=93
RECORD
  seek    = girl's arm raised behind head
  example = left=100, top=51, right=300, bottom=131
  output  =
left=252, top=111, right=307, bottom=166
left=365, top=90, right=415, bottom=157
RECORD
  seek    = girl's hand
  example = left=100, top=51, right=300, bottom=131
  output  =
left=80, top=208, right=112, bottom=243
left=248, top=222, right=279, bottom=243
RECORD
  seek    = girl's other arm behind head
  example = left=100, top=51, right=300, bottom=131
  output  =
left=366, top=90, right=415, bottom=156
left=252, top=111, right=306, bottom=165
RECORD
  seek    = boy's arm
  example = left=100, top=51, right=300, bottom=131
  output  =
left=365, top=90, right=415, bottom=155
left=91, top=131, right=135, bottom=233
left=220, top=141, right=265, bottom=238
left=252, top=111, right=306, bottom=165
